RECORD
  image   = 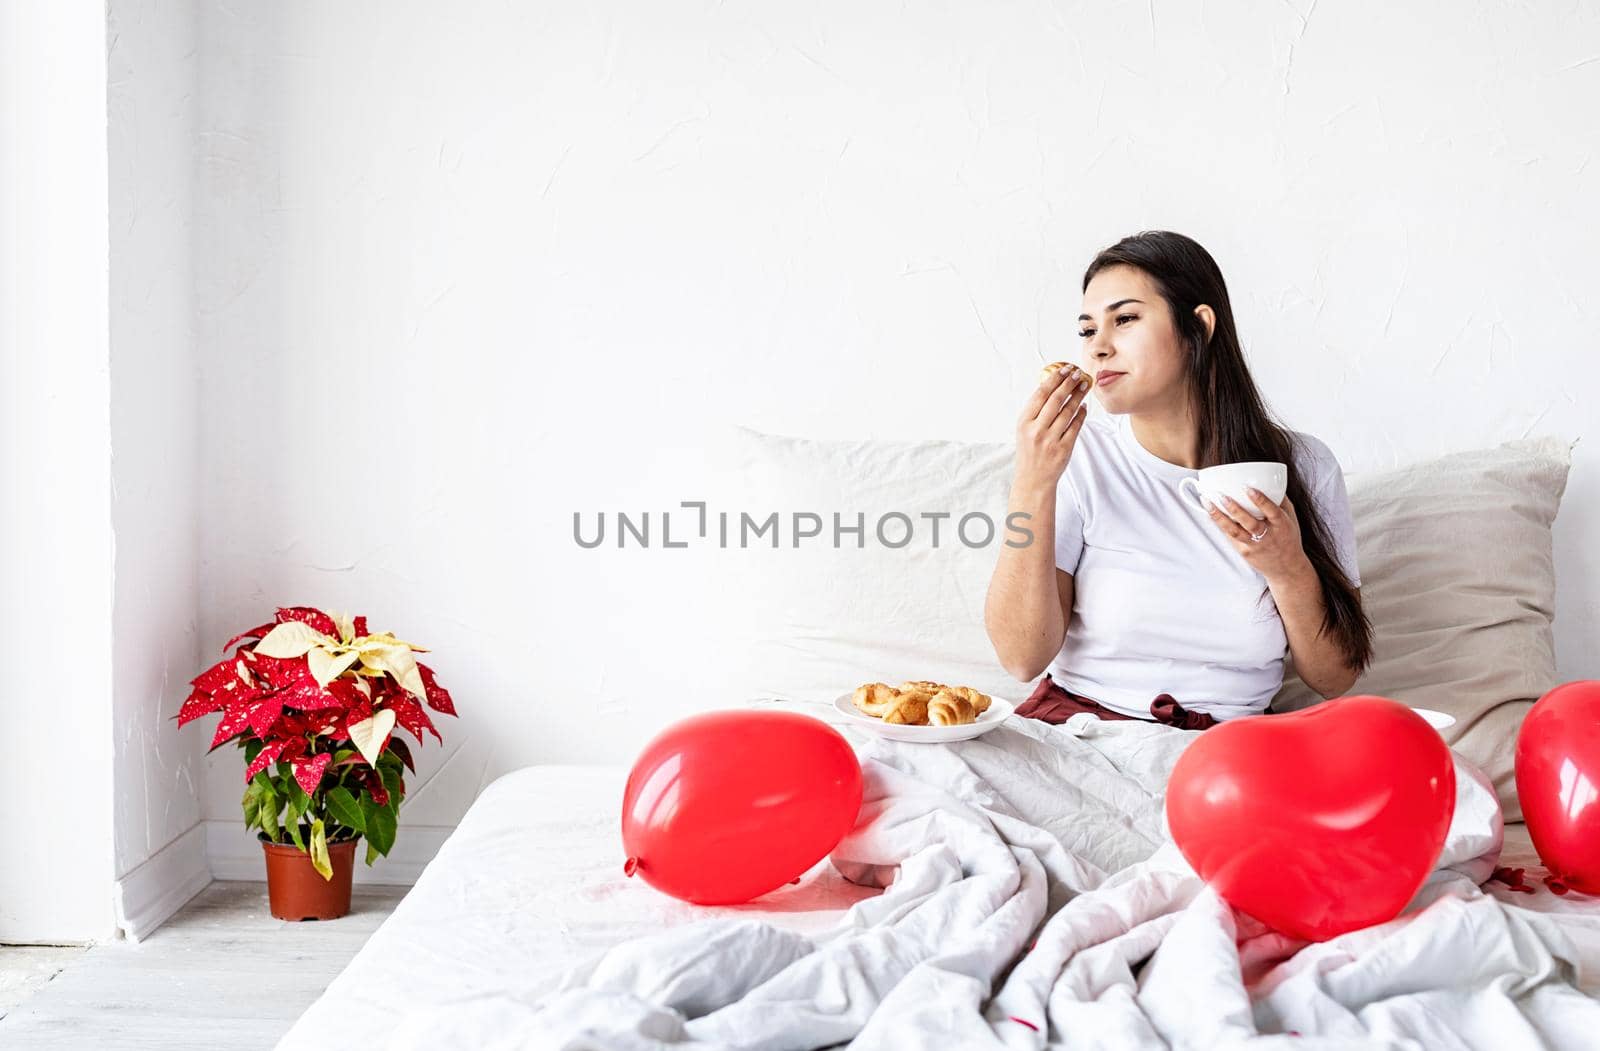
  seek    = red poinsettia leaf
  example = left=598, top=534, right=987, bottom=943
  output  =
left=222, top=621, right=277, bottom=655
left=191, top=654, right=248, bottom=693
left=244, top=739, right=290, bottom=783
left=353, top=615, right=368, bottom=637
left=387, top=689, right=442, bottom=746
left=281, top=736, right=309, bottom=764
left=246, top=696, right=285, bottom=739
left=386, top=736, right=416, bottom=773
left=324, top=677, right=368, bottom=713
left=247, top=651, right=311, bottom=690
left=177, top=686, right=225, bottom=727
left=276, top=606, right=339, bottom=638
left=335, top=695, right=376, bottom=743
left=210, top=701, right=254, bottom=750
left=278, top=674, right=342, bottom=712
left=292, top=752, right=333, bottom=796
left=365, top=769, right=389, bottom=807
left=416, top=662, right=456, bottom=716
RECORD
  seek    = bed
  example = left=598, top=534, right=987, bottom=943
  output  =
left=280, top=429, right=1590, bottom=1047
left=278, top=700, right=1600, bottom=1050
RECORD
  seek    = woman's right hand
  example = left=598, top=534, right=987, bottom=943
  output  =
left=1014, top=364, right=1093, bottom=492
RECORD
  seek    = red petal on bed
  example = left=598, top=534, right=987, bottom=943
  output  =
left=417, top=662, right=456, bottom=716
left=244, top=739, right=290, bottom=782
left=293, top=752, right=333, bottom=796
left=276, top=606, right=339, bottom=637
left=1490, top=866, right=1537, bottom=894
left=222, top=622, right=277, bottom=654
left=177, top=687, right=225, bottom=727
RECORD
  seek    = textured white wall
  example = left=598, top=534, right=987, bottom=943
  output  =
left=1, top=0, right=117, bottom=942
left=108, top=0, right=208, bottom=921
left=109, top=0, right=204, bottom=885
left=196, top=1, right=1600, bottom=837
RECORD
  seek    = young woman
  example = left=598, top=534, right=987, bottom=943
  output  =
left=985, top=231, right=1372, bottom=730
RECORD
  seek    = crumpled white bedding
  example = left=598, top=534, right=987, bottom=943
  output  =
left=281, top=712, right=1600, bottom=1050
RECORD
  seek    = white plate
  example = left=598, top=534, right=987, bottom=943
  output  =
left=1411, top=707, right=1457, bottom=730
left=833, top=691, right=1016, bottom=743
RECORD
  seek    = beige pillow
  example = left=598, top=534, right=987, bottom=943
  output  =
left=1270, top=437, right=1574, bottom=822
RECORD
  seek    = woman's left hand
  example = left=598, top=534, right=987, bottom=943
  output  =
left=1205, top=488, right=1310, bottom=583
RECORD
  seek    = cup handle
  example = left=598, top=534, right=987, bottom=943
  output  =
left=1178, top=477, right=1211, bottom=515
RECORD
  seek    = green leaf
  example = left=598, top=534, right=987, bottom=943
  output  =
left=241, top=785, right=261, bottom=830
left=361, top=795, right=397, bottom=857
left=365, top=839, right=380, bottom=866
left=325, top=786, right=364, bottom=835
left=259, top=784, right=281, bottom=842
left=244, top=738, right=265, bottom=766
left=309, top=819, right=333, bottom=881
left=284, top=774, right=311, bottom=822
left=379, top=764, right=403, bottom=808
left=285, top=815, right=306, bottom=852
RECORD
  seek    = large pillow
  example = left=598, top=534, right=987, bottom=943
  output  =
left=1270, top=436, right=1573, bottom=822
left=718, top=426, right=1022, bottom=708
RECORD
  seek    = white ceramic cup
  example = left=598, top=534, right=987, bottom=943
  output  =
left=1178, top=462, right=1288, bottom=520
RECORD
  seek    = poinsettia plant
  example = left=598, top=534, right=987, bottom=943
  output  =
left=176, top=606, right=457, bottom=879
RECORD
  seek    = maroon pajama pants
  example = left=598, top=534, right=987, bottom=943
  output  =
left=1014, top=673, right=1219, bottom=731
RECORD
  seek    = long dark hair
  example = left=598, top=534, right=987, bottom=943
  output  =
left=1083, top=230, right=1373, bottom=676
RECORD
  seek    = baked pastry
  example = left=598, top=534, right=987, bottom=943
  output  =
left=850, top=679, right=995, bottom=727
left=928, top=688, right=977, bottom=726
left=882, top=687, right=934, bottom=725
left=1040, top=361, right=1094, bottom=389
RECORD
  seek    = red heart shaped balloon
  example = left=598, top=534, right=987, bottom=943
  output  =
left=1166, top=695, right=1456, bottom=941
left=621, top=710, right=863, bottom=905
left=1516, top=680, right=1600, bottom=893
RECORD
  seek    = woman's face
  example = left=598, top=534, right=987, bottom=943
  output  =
left=1077, top=265, right=1191, bottom=416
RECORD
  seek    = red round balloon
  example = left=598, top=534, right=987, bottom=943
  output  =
left=620, top=710, right=863, bottom=905
left=1516, top=680, right=1600, bottom=894
left=1166, top=695, right=1456, bottom=942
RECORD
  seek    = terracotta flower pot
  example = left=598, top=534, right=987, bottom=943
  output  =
left=261, top=836, right=358, bottom=920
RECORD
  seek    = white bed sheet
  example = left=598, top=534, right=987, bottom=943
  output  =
left=279, top=714, right=1600, bottom=1050
left=276, top=761, right=879, bottom=1048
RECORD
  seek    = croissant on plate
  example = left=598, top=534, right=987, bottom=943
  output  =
left=850, top=680, right=993, bottom=726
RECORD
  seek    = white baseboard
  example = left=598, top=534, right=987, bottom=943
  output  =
left=204, top=820, right=455, bottom=886
left=114, top=823, right=212, bottom=942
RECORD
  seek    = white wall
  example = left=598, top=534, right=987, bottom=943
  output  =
left=1, top=1, right=118, bottom=942
left=107, top=0, right=210, bottom=939
left=196, top=1, right=1600, bottom=844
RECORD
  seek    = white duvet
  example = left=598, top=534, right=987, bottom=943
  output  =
left=381, top=714, right=1600, bottom=1050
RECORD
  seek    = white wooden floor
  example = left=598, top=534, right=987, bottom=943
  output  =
left=0, top=881, right=406, bottom=1049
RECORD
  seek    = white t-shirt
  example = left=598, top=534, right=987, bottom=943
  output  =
left=1047, top=412, right=1360, bottom=722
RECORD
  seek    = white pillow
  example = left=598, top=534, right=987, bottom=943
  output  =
left=719, top=426, right=1022, bottom=707
left=1270, top=436, right=1573, bottom=822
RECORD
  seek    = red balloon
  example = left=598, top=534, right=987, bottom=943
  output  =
left=1516, top=680, right=1600, bottom=893
left=1166, top=695, right=1456, bottom=942
left=621, top=710, right=863, bottom=905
